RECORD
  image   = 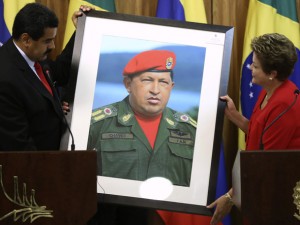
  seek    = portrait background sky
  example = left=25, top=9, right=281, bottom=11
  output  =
left=92, top=35, right=206, bottom=120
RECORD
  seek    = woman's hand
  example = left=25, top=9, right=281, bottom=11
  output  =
left=220, top=95, right=237, bottom=118
left=220, top=95, right=249, bottom=133
left=207, top=192, right=234, bottom=225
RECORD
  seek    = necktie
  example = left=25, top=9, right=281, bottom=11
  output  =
left=34, top=62, right=53, bottom=95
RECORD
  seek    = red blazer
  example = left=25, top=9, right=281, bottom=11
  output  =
left=246, top=80, right=300, bottom=150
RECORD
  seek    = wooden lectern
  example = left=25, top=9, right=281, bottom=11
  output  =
left=232, top=150, right=300, bottom=225
left=0, top=150, right=97, bottom=225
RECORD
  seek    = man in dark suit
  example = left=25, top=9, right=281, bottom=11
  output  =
left=0, top=3, right=90, bottom=151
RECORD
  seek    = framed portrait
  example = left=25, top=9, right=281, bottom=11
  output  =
left=61, top=10, right=234, bottom=215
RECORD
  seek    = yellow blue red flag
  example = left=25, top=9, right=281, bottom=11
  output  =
left=156, top=1, right=231, bottom=225
left=239, top=0, right=300, bottom=148
left=156, top=0, right=206, bottom=23
left=0, top=0, right=35, bottom=45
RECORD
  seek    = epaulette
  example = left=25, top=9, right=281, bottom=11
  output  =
left=173, top=112, right=197, bottom=128
left=91, top=105, right=118, bottom=124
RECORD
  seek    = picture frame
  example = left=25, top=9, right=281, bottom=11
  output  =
left=61, top=10, right=234, bottom=215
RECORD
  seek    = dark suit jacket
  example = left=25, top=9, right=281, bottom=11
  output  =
left=0, top=35, right=75, bottom=151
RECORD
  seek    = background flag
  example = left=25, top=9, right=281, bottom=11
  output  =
left=239, top=0, right=300, bottom=149
left=156, top=0, right=206, bottom=23
left=156, top=1, right=231, bottom=225
left=62, top=0, right=116, bottom=48
left=0, top=0, right=35, bottom=45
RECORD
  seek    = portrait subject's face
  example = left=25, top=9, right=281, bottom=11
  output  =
left=124, top=71, right=174, bottom=118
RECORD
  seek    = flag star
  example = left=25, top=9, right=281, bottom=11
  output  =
left=249, top=92, right=254, bottom=99
left=249, top=81, right=253, bottom=88
left=246, top=63, right=251, bottom=70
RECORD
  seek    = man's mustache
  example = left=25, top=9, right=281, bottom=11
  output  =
left=45, top=49, right=52, bottom=55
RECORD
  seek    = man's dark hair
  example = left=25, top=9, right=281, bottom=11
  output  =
left=12, top=3, right=58, bottom=40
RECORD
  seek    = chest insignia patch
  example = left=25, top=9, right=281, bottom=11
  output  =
left=92, top=109, right=103, bottom=117
left=169, top=137, right=194, bottom=146
left=122, top=114, right=132, bottom=122
left=169, top=130, right=193, bottom=145
left=166, top=118, right=175, bottom=126
left=104, top=108, right=112, bottom=115
left=94, top=114, right=105, bottom=122
left=170, top=130, right=191, bottom=139
left=102, top=133, right=134, bottom=139
left=180, top=114, right=189, bottom=122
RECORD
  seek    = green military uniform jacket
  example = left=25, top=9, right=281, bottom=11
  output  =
left=88, top=96, right=197, bottom=186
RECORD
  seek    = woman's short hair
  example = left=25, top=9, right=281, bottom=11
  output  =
left=251, top=33, right=298, bottom=81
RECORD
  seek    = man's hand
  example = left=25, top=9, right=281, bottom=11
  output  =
left=62, top=101, right=70, bottom=115
left=72, top=5, right=94, bottom=28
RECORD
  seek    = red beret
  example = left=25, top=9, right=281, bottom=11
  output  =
left=123, top=50, right=176, bottom=76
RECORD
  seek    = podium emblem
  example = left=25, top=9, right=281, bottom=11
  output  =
left=0, top=165, right=53, bottom=223
left=293, top=181, right=300, bottom=220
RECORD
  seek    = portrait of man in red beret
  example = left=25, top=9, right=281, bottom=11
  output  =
left=87, top=36, right=206, bottom=187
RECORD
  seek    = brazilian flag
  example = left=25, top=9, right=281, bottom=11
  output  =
left=63, top=0, right=116, bottom=48
left=239, top=0, right=300, bottom=149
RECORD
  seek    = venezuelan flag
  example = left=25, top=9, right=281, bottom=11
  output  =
left=0, top=0, right=35, bottom=45
left=156, top=1, right=231, bottom=225
left=239, top=0, right=300, bottom=149
left=156, top=0, right=206, bottom=23
left=62, top=0, right=116, bottom=48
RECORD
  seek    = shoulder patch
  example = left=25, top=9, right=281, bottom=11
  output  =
left=173, top=112, right=197, bottom=128
left=91, top=105, right=117, bottom=124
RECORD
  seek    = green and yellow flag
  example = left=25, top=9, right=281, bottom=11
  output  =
left=239, top=0, right=300, bottom=149
left=62, top=0, right=116, bottom=48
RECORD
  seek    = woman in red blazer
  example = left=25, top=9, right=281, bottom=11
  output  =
left=208, top=33, right=300, bottom=224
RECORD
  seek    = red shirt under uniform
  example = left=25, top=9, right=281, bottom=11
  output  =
left=135, top=114, right=162, bottom=149
left=246, top=80, right=300, bottom=150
